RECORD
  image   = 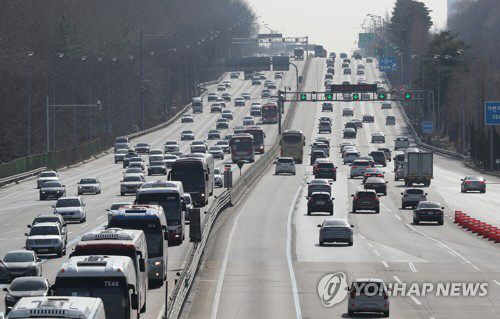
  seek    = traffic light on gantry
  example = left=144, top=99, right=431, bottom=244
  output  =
left=405, top=92, right=412, bottom=100
left=326, top=93, right=334, bottom=100
left=377, top=92, right=387, bottom=100
left=352, top=93, right=360, bottom=101
left=300, top=93, right=307, bottom=101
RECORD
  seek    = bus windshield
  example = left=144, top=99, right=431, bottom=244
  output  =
left=231, top=139, right=253, bottom=151
left=135, top=193, right=181, bottom=225
left=108, top=219, right=163, bottom=258
left=170, top=167, right=205, bottom=192
left=55, top=277, right=128, bottom=319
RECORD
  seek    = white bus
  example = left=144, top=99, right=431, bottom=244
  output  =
left=53, top=255, right=140, bottom=319
left=280, top=130, right=306, bottom=163
left=71, top=228, right=148, bottom=313
left=170, top=154, right=214, bottom=206
left=7, top=297, right=106, bottom=319
left=107, top=204, right=169, bottom=286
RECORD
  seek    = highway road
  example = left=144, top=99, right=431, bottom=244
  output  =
left=0, top=61, right=304, bottom=318
left=184, top=56, right=500, bottom=318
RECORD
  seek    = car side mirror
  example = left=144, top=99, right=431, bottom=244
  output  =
left=351, top=194, right=354, bottom=197
left=425, top=193, right=428, bottom=195
left=385, top=181, right=388, bottom=183
left=2, top=288, right=7, bottom=292
left=24, top=233, right=29, bottom=236
left=317, top=224, right=321, bottom=228
left=400, top=192, right=403, bottom=195
left=442, top=207, right=445, bottom=210
left=351, top=225, right=355, bottom=228
left=51, top=205, right=55, bottom=208
left=27, top=225, right=32, bottom=228
left=306, top=197, right=310, bottom=200
left=37, top=258, right=42, bottom=262
left=331, top=198, right=335, bottom=200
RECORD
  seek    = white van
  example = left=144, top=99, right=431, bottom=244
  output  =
left=394, top=136, right=410, bottom=150
left=7, top=297, right=106, bottom=319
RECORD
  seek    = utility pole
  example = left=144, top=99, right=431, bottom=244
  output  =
left=140, top=31, right=145, bottom=130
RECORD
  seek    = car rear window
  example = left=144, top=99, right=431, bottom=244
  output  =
left=407, top=189, right=424, bottom=194
left=278, top=158, right=294, bottom=163
left=313, top=194, right=330, bottom=201
left=356, top=191, right=376, bottom=198
left=317, top=163, right=334, bottom=168
left=353, top=161, right=369, bottom=166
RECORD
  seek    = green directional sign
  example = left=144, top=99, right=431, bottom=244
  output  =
left=405, top=92, right=412, bottom=100
left=377, top=92, right=387, bottom=100
left=326, top=93, right=334, bottom=100
left=300, top=93, right=307, bottom=101
left=352, top=93, right=360, bottom=101
left=359, top=33, right=375, bottom=44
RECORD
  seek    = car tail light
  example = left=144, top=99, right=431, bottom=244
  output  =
left=352, top=166, right=357, bottom=169
left=364, top=174, right=369, bottom=177
left=375, top=197, right=379, bottom=201
left=353, top=197, right=358, bottom=201
left=383, top=291, right=388, bottom=299
left=465, top=181, right=472, bottom=184
left=350, top=289, right=356, bottom=299
left=377, top=174, right=383, bottom=176
left=479, top=181, right=485, bottom=184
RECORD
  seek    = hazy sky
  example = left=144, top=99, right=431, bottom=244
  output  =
left=248, top=0, right=447, bottom=53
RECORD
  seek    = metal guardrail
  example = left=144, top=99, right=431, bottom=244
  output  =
left=167, top=190, right=231, bottom=318
left=0, top=167, right=47, bottom=188
left=165, top=58, right=312, bottom=318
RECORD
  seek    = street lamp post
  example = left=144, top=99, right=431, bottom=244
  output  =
left=434, top=55, right=441, bottom=131
left=27, top=51, right=33, bottom=155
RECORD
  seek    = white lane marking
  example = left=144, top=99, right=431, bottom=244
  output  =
left=394, top=214, right=402, bottom=220
left=358, top=234, right=366, bottom=240
left=405, top=223, right=482, bottom=271
left=493, top=280, right=500, bottom=287
left=211, top=198, right=245, bottom=319
left=367, top=242, right=373, bottom=248
left=381, top=261, right=389, bottom=268
left=410, top=295, right=422, bottom=305
left=393, top=276, right=402, bottom=284
left=286, top=185, right=303, bottom=319
left=80, top=223, right=88, bottom=228
left=97, top=215, right=104, bottom=220
left=68, top=232, right=73, bottom=235
left=373, top=249, right=381, bottom=257
left=3, top=229, right=20, bottom=235
left=409, top=262, right=417, bottom=272
left=447, top=250, right=458, bottom=257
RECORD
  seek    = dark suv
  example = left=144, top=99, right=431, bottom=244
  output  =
left=352, top=190, right=380, bottom=213
left=369, top=151, right=387, bottom=167
left=322, top=103, right=333, bottom=112
left=310, top=150, right=327, bottom=165
left=315, top=161, right=337, bottom=180
left=364, top=177, right=388, bottom=195
left=307, top=192, right=334, bottom=215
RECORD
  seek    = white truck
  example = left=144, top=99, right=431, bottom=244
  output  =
left=403, top=151, right=433, bottom=187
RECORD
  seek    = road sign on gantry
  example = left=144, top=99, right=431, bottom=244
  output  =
left=330, top=84, right=377, bottom=93
left=484, top=101, right=500, bottom=125
left=272, top=56, right=290, bottom=71
left=421, top=121, right=433, bottom=133
left=379, top=56, right=397, bottom=72
left=225, top=57, right=271, bottom=72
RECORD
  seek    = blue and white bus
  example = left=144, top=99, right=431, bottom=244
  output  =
left=107, top=204, right=168, bottom=287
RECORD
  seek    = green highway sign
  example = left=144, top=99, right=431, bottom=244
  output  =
left=359, top=33, right=375, bottom=44
left=377, top=92, right=387, bottom=100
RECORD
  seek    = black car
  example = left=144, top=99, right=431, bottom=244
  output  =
left=39, top=181, right=66, bottom=201
left=413, top=201, right=444, bottom=225
left=307, top=192, right=334, bottom=215
left=369, top=151, right=387, bottom=167
left=315, top=161, right=337, bottom=181
left=352, top=190, right=379, bottom=213
left=0, top=250, right=42, bottom=283
left=3, top=277, right=50, bottom=314
left=148, top=161, right=167, bottom=176
left=377, top=148, right=392, bottom=162
left=310, top=150, right=327, bottom=165
left=322, top=102, right=333, bottom=112
left=364, top=177, right=388, bottom=195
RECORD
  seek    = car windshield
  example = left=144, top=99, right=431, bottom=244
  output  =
left=150, top=161, right=164, bottom=166
left=182, top=131, right=193, bottom=134
left=40, top=172, right=56, bottom=178
left=56, top=199, right=81, bottom=207
left=4, top=252, right=34, bottom=263
left=123, top=176, right=142, bottom=182
left=210, top=147, right=221, bottom=151
left=126, top=168, right=142, bottom=174
left=137, top=143, right=148, bottom=147
left=43, top=182, right=62, bottom=188
left=116, top=149, right=127, bottom=154
left=217, top=141, right=229, bottom=146
left=10, top=279, right=47, bottom=291
left=79, top=178, right=96, bottom=184
left=30, top=226, right=59, bottom=236
left=164, top=156, right=177, bottom=160
left=166, top=141, right=177, bottom=145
